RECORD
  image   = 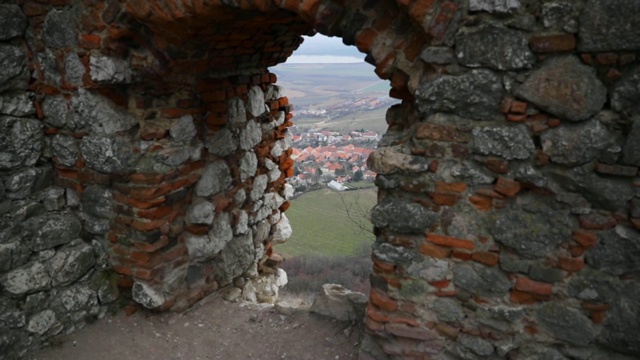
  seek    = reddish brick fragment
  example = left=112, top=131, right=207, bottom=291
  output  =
left=426, top=233, right=475, bottom=250
left=515, top=277, right=553, bottom=295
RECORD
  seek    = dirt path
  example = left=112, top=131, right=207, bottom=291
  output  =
left=29, top=294, right=363, bottom=360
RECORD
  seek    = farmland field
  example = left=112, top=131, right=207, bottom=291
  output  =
left=276, top=188, right=377, bottom=257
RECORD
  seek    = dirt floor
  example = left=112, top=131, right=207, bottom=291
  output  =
left=28, top=293, right=363, bottom=360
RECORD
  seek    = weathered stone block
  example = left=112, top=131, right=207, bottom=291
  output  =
left=516, top=56, right=606, bottom=122
left=80, top=135, right=135, bottom=174
left=42, top=96, right=72, bottom=128
left=455, top=25, right=534, bottom=70
left=0, top=91, right=35, bottom=117
left=541, top=118, right=613, bottom=166
left=370, top=199, right=437, bottom=234
left=578, top=0, right=640, bottom=52
left=170, top=115, right=197, bottom=143
left=189, top=213, right=233, bottom=261
left=187, top=201, right=214, bottom=225
left=537, top=303, right=595, bottom=347
left=0, top=116, right=42, bottom=170
left=240, top=119, right=262, bottom=150
left=72, top=89, right=137, bottom=135
left=23, top=212, right=82, bottom=252
left=611, top=66, right=640, bottom=117
left=64, top=53, right=85, bottom=85
left=195, top=160, right=232, bottom=197
left=246, top=86, right=266, bottom=118
left=367, top=147, right=430, bottom=175
left=214, top=232, right=255, bottom=286
left=89, top=56, right=133, bottom=84
left=548, top=164, right=635, bottom=211
left=0, top=44, right=28, bottom=93
left=490, top=206, right=572, bottom=259
left=26, top=310, right=57, bottom=335
left=3, top=262, right=51, bottom=295
left=228, top=98, right=247, bottom=127
left=416, top=69, right=504, bottom=120
left=469, top=0, right=521, bottom=13
left=586, top=225, right=640, bottom=276
left=57, top=284, right=98, bottom=312
left=453, top=263, right=511, bottom=297
left=205, top=128, right=238, bottom=157
left=601, top=282, right=640, bottom=356
left=0, top=4, right=27, bottom=41
left=45, top=242, right=96, bottom=287
left=240, top=151, right=258, bottom=182
left=42, top=9, right=77, bottom=48
left=472, top=125, right=535, bottom=160
left=430, top=298, right=464, bottom=323
left=4, top=168, right=37, bottom=199
left=420, top=47, right=454, bottom=64
left=132, top=281, right=165, bottom=309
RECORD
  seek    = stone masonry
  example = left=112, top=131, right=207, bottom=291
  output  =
left=0, top=0, right=639, bottom=359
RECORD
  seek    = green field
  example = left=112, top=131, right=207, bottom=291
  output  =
left=277, top=188, right=377, bottom=257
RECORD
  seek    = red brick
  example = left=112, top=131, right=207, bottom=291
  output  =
left=133, top=235, right=170, bottom=253
left=367, top=305, right=390, bottom=323
left=366, top=317, right=385, bottom=332
left=469, top=195, right=492, bottom=211
left=529, top=34, right=576, bottom=53
left=595, top=53, right=618, bottom=65
left=130, top=218, right=166, bottom=232
left=430, top=192, right=459, bottom=206
left=370, top=289, right=398, bottom=312
left=355, top=28, right=377, bottom=53
left=547, top=118, right=561, bottom=127
left=507, top=114, right=527, bottom=122
left=372, top=256, right=395, bottom=273
left=590, top=310, right=607, bottom=324
left=436, top=323, right=460, bottom=339
left=434, top=181, right=468, bottom=193
left=429, top=280, right=450, bottom=289
left=481, top=158, right=509, bottom=174
left=556, top=256, right=584, bottom=272
left=451, top=251, right=472, bottom=261
left=419, top=243, right=452, bottom=259
left=138, top=205, right=173, bottom=220
left=426, top=233, right=475, bottom=250
left=385, top=323, right=438, bottom=341
left=494, top=177, right=521, bottom=197
left=515, top=277, right=553, bottom=295
left=472, top=251, right=499, bottom=266
left=510, top=290, right=547, bottom=304
left=510, top=101, right=527, bottom=114
left=594, top=163, right=638, bottom=177
left=80, top=34, right=101, bottom=49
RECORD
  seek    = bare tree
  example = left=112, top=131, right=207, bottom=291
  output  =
left=338, top=190, right=375, bottom=235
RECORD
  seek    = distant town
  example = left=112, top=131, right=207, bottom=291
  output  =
left=287, top=128, right=379, bottom=194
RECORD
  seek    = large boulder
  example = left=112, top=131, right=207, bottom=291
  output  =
left=416, top=69, right=504, bottom=120
left=516, top=56, right=606, bottom=122
left=455, top=25, right=534, bottom=70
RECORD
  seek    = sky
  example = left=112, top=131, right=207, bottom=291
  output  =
left=286, top=34, right=364, bottom=63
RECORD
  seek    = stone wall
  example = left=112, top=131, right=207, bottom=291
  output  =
left=1, top=0, right=639, bottom=359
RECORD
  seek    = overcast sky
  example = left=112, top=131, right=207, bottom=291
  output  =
left=287, top=34, right=364, bottom=63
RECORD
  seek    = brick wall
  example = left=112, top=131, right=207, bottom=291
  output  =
left=1, top=0, right=639, bottom=359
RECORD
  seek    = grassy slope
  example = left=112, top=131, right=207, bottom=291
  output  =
left=277, top=188, right=377, bottom=257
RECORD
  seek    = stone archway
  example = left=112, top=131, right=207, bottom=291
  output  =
left=1, top=0, right=640, bottom=359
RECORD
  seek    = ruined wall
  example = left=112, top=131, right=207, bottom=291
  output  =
left=0, top=0, right=639, bottom=359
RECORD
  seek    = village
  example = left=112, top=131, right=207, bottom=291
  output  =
left=287, top=128, right=380, bottom=193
